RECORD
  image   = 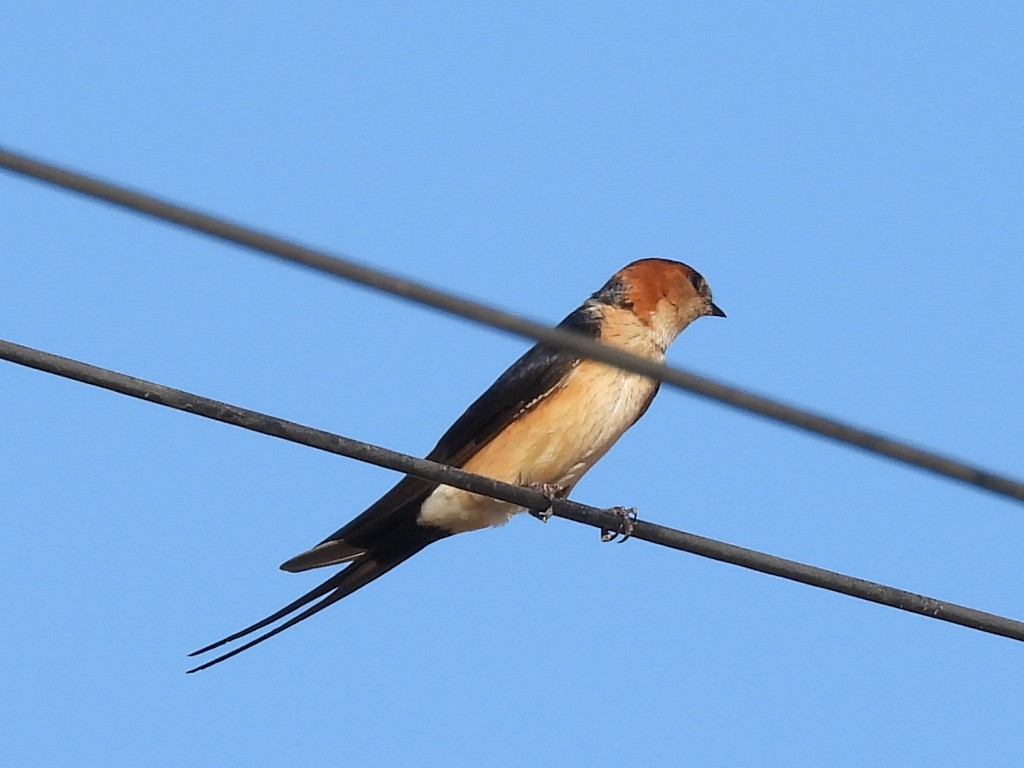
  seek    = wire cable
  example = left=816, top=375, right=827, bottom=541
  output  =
left=3, top=336, right=1022, bottom=643
left=2, top=148, right=1023, bottom=504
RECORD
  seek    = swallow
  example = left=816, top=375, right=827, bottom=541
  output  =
left=188, top=258, right=724, bottom=672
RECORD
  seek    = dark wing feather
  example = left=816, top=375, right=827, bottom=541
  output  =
left=429, top=301, right=604, bottom=465
left=303, top=302, right=603, bottom=553
left=190, top=302, right=607, bottom=668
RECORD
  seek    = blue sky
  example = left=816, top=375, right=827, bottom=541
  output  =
left=3, top=3, right=1023, bottom=766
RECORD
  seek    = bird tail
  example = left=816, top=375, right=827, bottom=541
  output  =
left=279, top=538, right=365, bottom=573
left=187, top=553, right=410, bottom=673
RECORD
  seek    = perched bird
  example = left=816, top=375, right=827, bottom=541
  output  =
left=188, top=258, right=724, bottom=672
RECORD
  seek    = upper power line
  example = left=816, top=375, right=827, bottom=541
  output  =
left=1, top=146, right=1022, bottom=505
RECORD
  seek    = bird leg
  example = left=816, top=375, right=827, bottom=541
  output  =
left=600, top=506, right=638, bottom=543
left=527, top=482, right=570, bottom=523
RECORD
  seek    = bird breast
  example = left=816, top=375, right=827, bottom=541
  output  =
left=417, top=360, right=658, bottom=534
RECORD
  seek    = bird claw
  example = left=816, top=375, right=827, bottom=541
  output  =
left=600, top=506, right=638, bottom=543
left=527, top=482, right=570, bottom=523
left=529, top=507, right=554, bottom=523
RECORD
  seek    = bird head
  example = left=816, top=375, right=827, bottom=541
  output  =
left=592, top=258, right=725, bottom=351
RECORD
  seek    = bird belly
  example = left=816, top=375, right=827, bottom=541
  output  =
left=417, top=361, right=657, bottom=534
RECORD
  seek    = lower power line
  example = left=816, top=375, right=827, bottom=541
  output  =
left=2, top=335, right=1022, bottom=643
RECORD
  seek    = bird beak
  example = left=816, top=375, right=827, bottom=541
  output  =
left=707, top=302, right=726, bottom=318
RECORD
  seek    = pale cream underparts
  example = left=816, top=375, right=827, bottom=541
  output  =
left=416, top=299, right=698, bottom=534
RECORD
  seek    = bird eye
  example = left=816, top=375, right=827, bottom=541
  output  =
left=688, top=272, right=706, bottom=296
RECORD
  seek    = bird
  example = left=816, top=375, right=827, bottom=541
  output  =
left=187, top=258, right=724, bottom=672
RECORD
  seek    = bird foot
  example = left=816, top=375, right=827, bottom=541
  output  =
left=527, top=482, right=570, bottom=523
left=600, top=506, right=638, bottom=543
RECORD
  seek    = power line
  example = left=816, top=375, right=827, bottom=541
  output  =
left=3, top=336, right=1022, bottom=644
left=1, top=147, right=1023, bottom=505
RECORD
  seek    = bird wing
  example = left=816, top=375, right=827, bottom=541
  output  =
left=187, top=304, right=604, bottom=670
left=283, top=302, right=604, bottom=569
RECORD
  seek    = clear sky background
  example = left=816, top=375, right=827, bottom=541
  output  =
left=3, top=3, right=1023, bottom=766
